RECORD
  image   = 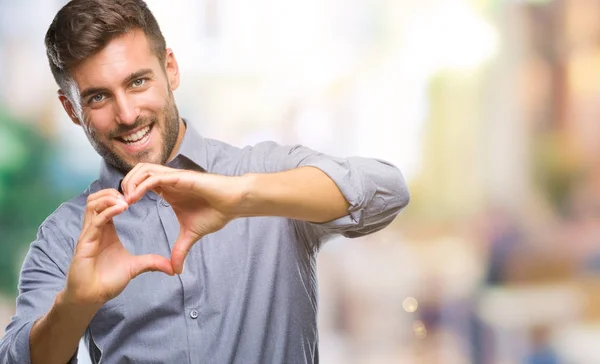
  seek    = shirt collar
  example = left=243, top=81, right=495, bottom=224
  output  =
left=99, top=120, right=208, bottom=196
left=167, top=120, right=208, bottom=173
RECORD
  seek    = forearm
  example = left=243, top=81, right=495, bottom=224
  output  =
left=272, top=154, right=409, bottom=238
left=239, top=166, right=350, bottom=223
left=30, top=290, right=100, bottom=364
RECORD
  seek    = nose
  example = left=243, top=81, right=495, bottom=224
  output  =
left=114, top=92, right=139, bottom=125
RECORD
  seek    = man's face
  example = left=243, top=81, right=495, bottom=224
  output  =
left=61, top=29, right=183, bottom=174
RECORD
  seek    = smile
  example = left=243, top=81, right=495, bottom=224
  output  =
left=118, top=125, right=153, bottom=146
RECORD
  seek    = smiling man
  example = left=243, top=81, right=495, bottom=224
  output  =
left=0, top=1, right=410, bottom=363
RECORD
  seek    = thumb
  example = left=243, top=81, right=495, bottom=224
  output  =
left=171, top=230, right=202, bottom=275
left=129, top=254, right=175, bottom=278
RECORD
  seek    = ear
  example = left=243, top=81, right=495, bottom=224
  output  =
left=164, top=48, right=180, bottom=91
left=58, top=90, right=82, bottom=126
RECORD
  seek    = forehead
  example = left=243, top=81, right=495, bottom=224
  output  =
left=71, top=29, right=159, bottom=90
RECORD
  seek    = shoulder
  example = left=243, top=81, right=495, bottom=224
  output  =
left=205, top=138, right=285, bottom=155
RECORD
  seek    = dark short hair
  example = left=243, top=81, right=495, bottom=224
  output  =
left=45, top=0, right=166, bottom=92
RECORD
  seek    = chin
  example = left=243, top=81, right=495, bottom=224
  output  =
left=119, top=152, right=159, bottom=170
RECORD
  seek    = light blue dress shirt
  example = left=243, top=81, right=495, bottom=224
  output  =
left=0, top=123, right=410, bottom=363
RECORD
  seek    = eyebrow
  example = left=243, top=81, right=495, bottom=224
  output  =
left=79, top=68, right=154, bottom=101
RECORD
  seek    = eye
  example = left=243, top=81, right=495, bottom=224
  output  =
left=90, top=94, right=105, bottom=103
left=132, top=78, right=146, bottom=88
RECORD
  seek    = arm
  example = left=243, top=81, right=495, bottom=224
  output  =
left=29, top=292, right=100, bottom=364
left=245, top=142, right=410, bottom=238
left=121, top=143, right=409, bottom=272
left=0, top=190, right=173, bottom=364
left=0, top=224, right=82, bottom=364
left=237, top=166, right=350, bottom=223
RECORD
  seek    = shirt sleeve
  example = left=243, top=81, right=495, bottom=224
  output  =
left=0, top=222, right=79, bottom=364
left=244, top=142, right=410, bottom=244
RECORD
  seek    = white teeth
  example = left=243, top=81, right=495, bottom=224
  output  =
left=122, top=126, right=150, bottom=143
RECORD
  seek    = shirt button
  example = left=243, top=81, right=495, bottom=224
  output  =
left=160, top=199, right=170, bottom=207
left=190, top=309, right=199, bottom=319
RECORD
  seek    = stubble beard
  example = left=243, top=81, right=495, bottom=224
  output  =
left=84, top=91, right=180, bottom=175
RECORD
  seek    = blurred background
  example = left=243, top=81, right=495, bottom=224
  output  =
left=1, top=0, right=600, bottom=363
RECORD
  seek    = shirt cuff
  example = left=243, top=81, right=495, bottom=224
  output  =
left=9, top=321, right=34, bottom=364
left=303, top=158, right=376, bottom=231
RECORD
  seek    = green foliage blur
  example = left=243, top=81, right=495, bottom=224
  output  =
left=0, top=107, right=73, bottom=297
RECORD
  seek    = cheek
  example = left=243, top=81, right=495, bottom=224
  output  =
left=139, top=86, right=170, bottom=113
left=83, top=108, right=117, bottom=136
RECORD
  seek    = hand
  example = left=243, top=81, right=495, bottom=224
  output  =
left=121, top=163, right=246, bottom=274
left=64, top=189, right=174, bottom=307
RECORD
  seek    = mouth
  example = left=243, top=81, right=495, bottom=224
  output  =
left=115, top=123, right=154, bottom=152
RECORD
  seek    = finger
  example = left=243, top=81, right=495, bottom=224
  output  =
left=87, top=188, right=122, bottom=201
left=87, top=194, right=127, bottom=214
left=129, top=254, right=174, bottom=278
left=127, top=172, right=185, bottom=204
left=84, top=191, right=127, bottom=228
left=121, top=162, right=146, bottom=197
left=85, top=189, right=122, bottom=214
left=123, top=163, right=172, bottom=194
left=77, top=202, right=128, bottom=257
left=171, top=231, right=201, bottom=275
left=83, top=202, right=128, bottom=239
left=123, top=163, right=175, bottom=203
left=132, top=170, right=204, bottom=203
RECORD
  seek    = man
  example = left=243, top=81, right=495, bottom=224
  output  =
left=0, top=0, right=410, bottom=363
